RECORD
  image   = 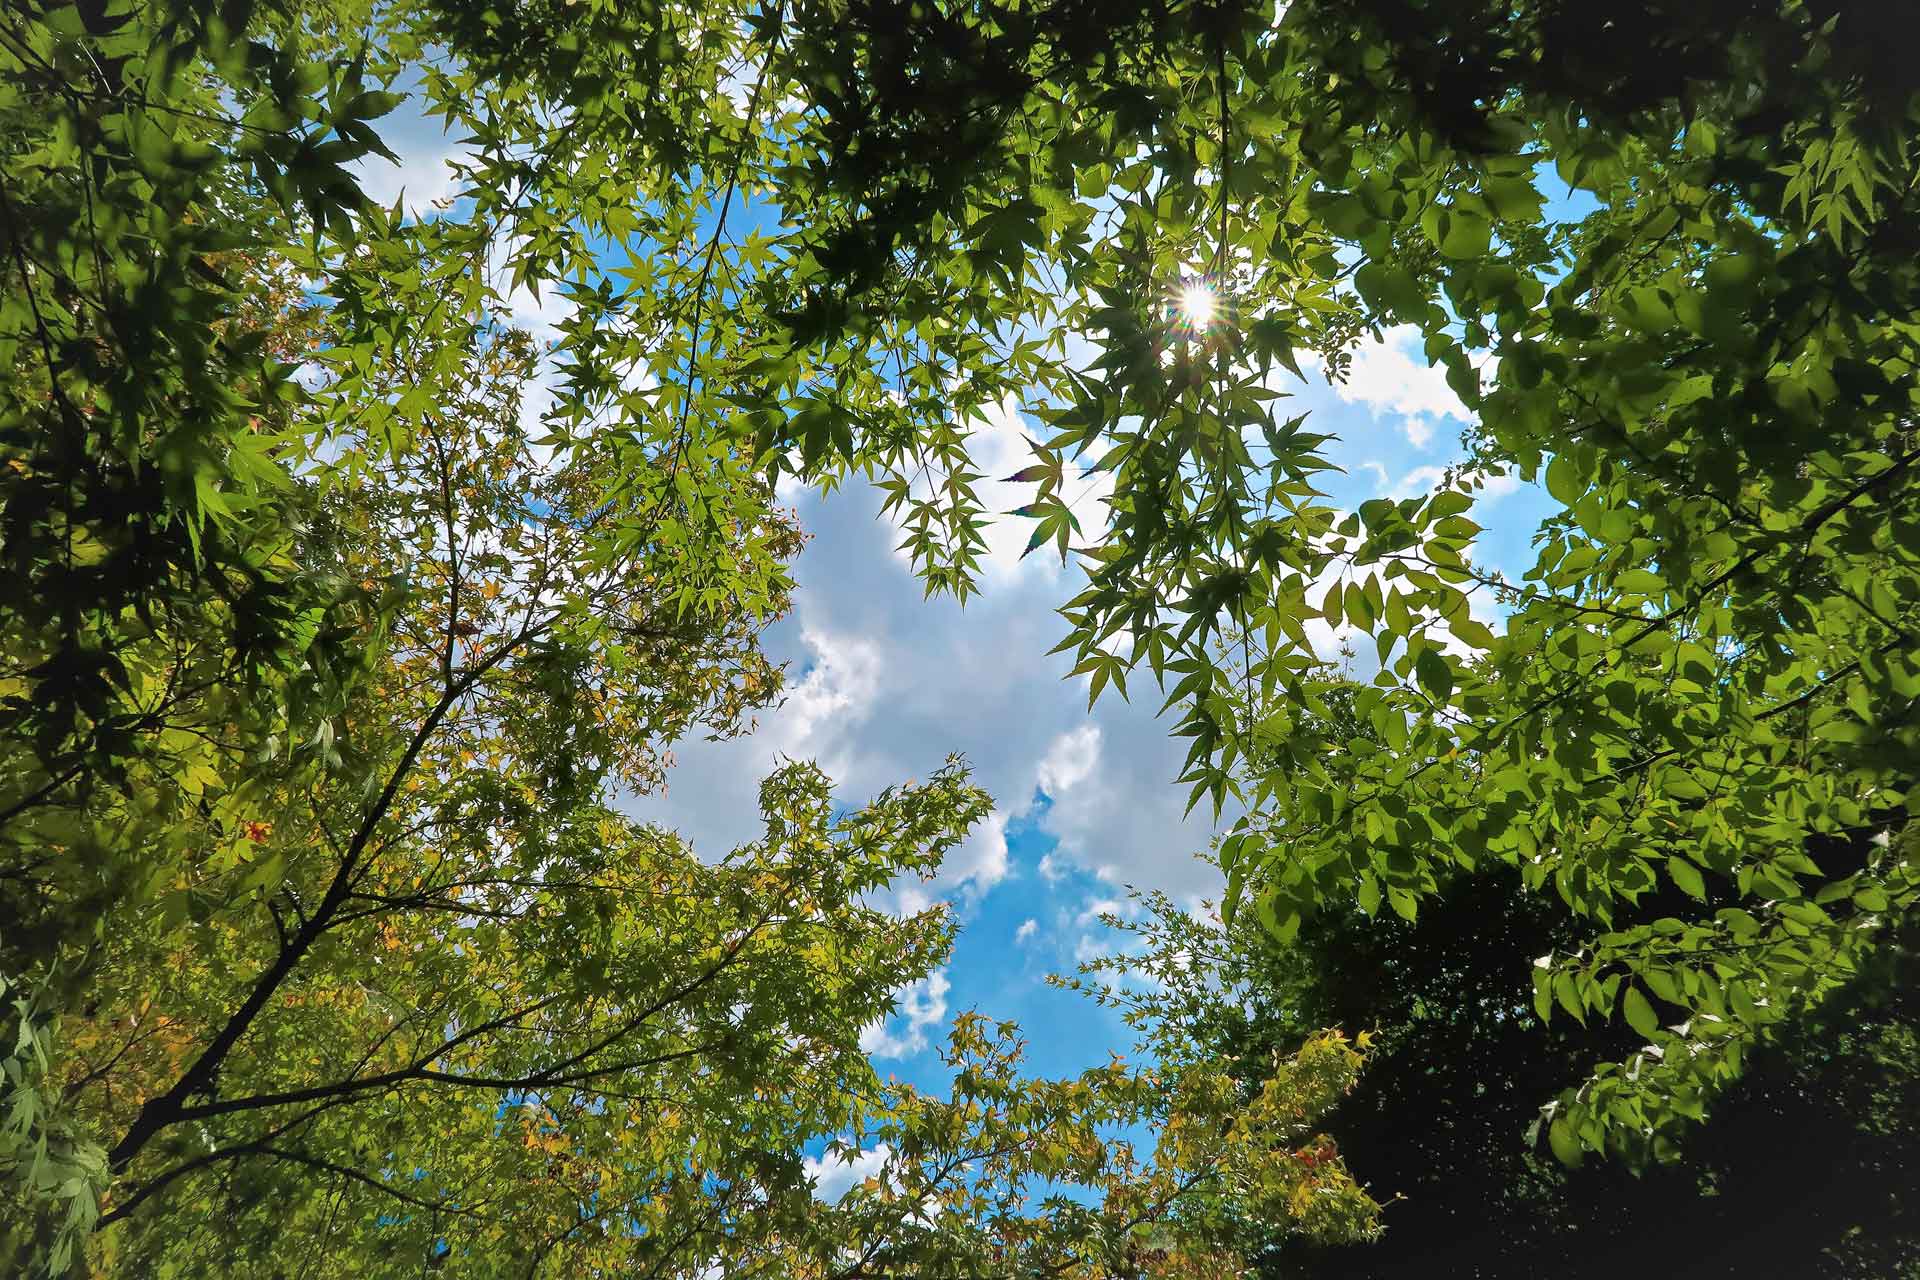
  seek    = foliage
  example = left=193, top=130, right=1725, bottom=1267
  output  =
left=0, top=156, right=930, bottom=1268
left=1204, top=0, right=1920, bottom=1154
left=1, top=1, right=1384, bottom=1273
left=1079, top=836, right=1920, bottom=1276
left=0, top=0, right=407, bottom=1264
left=632, top=0, right=1920, bottom=1162
left=767, top=1020, right=1376, bottom=1278
left=10, top=0, right=1920, bottom=1267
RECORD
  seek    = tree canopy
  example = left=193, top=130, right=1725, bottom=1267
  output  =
left=1075, top=826, right=1920, bottom=1276
left=1, top=0, right=1376, bottom=1272
left=4, top=0, right=1919, bottom=1272
left=718, top=0, right=1920, bottom=1165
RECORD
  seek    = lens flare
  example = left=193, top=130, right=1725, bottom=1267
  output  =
left=1179, top=282, right=1217, bottom=328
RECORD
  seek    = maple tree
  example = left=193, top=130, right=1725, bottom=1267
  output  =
left=7, top=0, right=1920, bottom=1271
left=771, top=1021, right=1377, bottom=1279
left=717, top=0, right=1920, bottom=1168
left=2, top=1, right=1381, bottom=1273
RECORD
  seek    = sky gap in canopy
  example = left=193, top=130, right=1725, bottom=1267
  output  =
left=347, top=72, right=1585, bottom=1106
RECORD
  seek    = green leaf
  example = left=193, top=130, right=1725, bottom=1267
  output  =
left=1545, top=453, right=1584, bottom=506
left=1415, top=649, right=1453, bottom=702
left=1622, top=985, right=1659, bottom=1039
left=1355, top=262, right=1426, bottom=320
left=1548, top=1115, right=1584, bottom=1167
left=1667, top=856, right=1707, bottom=901
left=1853, top=886, right=1890, bottom=912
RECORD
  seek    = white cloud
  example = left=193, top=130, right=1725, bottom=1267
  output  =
left=1333, top=325, right=1472, bottom=450
left=890, top=884, right=935, bottom=921
left=1384, top=464, right=1448, bottom=499
left=348, top=82, right=473, bottom=219
left=1473, top=467, right=1522, bottom=502
left=1014, top=919, right=1038, bottom=943
left=353, top=142, right=467, bottom=218
left=624, top=480, right=1221, bottom=911
left=1073, top=931, right=1118, bottom=965
left=803, top=1143, right=893, bottom=1203
left=1028, top=717, right=1214, bottom=889
left=488, top=236, right=575, bottom=347
left=943, top=809, right=1009, bottom=899
left=1037, top=725, right=1101, bottom=797
left=1372, top=462, right=1522, bottom=505
left=860, top=970, right=951, bottom=1059
left=770, top=626, right=884, bottom=770
left=1077, top=896, right=1122, bottom=925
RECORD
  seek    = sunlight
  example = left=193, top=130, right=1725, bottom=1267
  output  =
left=1178, top=281, right=1217, bottom=328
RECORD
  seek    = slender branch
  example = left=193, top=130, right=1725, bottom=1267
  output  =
left=0, top=760, right=86, bottom=830
left=107, top=638, right=526, bottom=1172
left=100, top=1141, right=486, bottom=1230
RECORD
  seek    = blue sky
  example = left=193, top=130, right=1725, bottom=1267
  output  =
left=614, top=356, right=1559, bottom=1109
left=352, top=95, right=1565, bottom=1186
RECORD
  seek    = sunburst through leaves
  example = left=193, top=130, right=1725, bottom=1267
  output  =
left=1168, top=274, right=1224, bottom=340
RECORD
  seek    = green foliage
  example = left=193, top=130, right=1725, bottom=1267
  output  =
left=0, top=0, right=395, bottom=794
left=85, top=755, right=987, bottom=1276
left=1085, top=844, right=1920, bottom=1277
left=9, top=0, right=1920, bottom=1269
left=759, top=1018, right=1379, bottom=1278
left=663, top=0, right=1920, bottom=1164
left=0, top=1, right=403, bottom=1264
left=0, top=3, right=1384, bottom=1273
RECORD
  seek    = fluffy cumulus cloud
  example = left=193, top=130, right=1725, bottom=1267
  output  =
left=946, top=810, right=1010, bottom=900
left=860, top=970, right=951, bottom=1059
left=349, top=79, right=473, bottom=219
left=624, top=475, right=1220, bottom=902
left=1329, top=324, right=1472, bottom=450
left=1036, top=725, right=1102, bottom=797
left=765, top=626, right=886, bottom=778
left=802, top=1143, right=893, bottom=1203
left=352, top=137, right=467, bottom=219
left=1356, top=460, right=1524, bottom=506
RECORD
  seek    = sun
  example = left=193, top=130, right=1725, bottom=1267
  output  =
left=1164, top=273, right=1228, bottom=343
left=1178, top=281, right=1217, bottom=328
